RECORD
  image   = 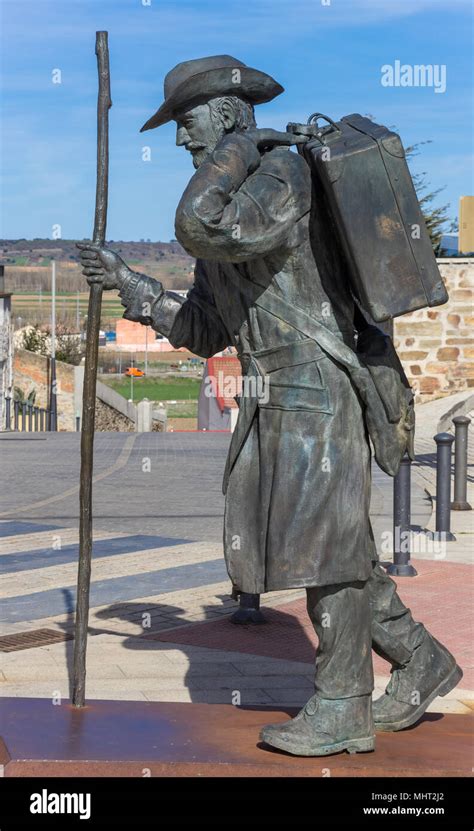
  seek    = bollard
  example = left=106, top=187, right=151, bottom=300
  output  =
left=21, top=402, right=27, bottom=432
left=76, top=414, right=81, bottom=432
left=230, top=592, right=266, bottom=625
left=387, top=454, right=417, bottom=577
left=452, top=416, right=472, bottom=511
left=13, top=400, right=19, bottom=431
left=5, top=396, right=11, bottom=431
left=39, top=408, right=45, bottom=432
left=49, top=358, right=57, bottom=431
left=434, top=432, right=455, bottom=541
left=34, top=406, right=39, bottom=432
left=27, top=403, right=33, bottom=432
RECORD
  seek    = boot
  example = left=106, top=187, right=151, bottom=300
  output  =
left=373, top=634, right=463, bottom=732
left=260, top=693, right=375, bottom=757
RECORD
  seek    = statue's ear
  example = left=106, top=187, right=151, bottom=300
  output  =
left=220, top=98, right=237, bottom=131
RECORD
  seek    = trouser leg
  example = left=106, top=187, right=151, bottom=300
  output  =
left=369, top=561, right=426, bottom=667
left=306, top=579, right=374, bottom=699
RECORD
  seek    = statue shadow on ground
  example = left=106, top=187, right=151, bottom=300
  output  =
left=58, top=589, right=316, bottom=711
left=57, top=589, right=444, bottom=725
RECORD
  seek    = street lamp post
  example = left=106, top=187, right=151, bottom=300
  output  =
left=145, top=325, right=148, bottom=375
left=49, top=260, right=58, bottom=431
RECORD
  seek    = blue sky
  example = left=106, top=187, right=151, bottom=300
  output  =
left=1, top=0, right=473, bottom=242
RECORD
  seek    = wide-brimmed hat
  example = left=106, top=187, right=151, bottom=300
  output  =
left=140, top=54, right=284, bottom=132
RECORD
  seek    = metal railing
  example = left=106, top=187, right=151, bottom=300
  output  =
left=4, top=396, right=52, bottom=432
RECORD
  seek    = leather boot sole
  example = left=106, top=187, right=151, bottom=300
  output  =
left=374, top=663, right=463, bottom=733
left=259, top=730, right=375, bottom=757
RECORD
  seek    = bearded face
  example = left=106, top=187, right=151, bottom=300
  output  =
left=175, top=103, right=225, bottom=168
left=174, top=96, right=256, bottom=168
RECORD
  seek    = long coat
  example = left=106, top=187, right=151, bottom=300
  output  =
left=119, top=132, right=377, bottom=592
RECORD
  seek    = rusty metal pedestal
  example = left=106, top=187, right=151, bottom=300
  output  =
left=0, top=697, right=471, bottom=777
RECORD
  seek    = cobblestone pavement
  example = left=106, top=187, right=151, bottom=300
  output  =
left=0, top=396, right=472, bottom=714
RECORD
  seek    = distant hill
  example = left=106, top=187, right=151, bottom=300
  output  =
left=1, top=239, right=196, bottom=292
left=0, top=238, right=193, bottom=266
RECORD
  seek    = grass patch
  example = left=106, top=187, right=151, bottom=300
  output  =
left=166, top=402, right=198, bottom=418
left=102, top=375, right=201, bottom=403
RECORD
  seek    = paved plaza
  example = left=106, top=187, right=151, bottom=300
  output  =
left=0, top=396, right=472, bottom=722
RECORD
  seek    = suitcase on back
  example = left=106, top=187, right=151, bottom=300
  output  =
left=287, top=113, right=448, bottom=322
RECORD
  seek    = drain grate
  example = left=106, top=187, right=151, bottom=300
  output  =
left=0, top=629, right=74, bottom=652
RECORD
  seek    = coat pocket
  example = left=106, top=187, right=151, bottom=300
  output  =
left=254, top=338, right=333, bottom=414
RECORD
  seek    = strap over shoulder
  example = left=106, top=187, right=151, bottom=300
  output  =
left=253, top=287, right=415, bottom=476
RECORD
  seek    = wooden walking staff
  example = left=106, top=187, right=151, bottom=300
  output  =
left=72, top=31, right=112, bottom=707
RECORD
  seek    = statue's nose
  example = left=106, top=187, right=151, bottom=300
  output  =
left=176, top=125, right=189, bottom=147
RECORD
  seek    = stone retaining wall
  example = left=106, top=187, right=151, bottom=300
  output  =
left=94, top=398, right=135, bottom=432
left=394, top=259, right=473, bottom=403
left=12, top=348, right=80, bottom=431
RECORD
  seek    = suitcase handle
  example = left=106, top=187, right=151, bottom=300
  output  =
left=307, top=112, right=340, bottom=132
left=287, top=114, right=340, bottom=147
